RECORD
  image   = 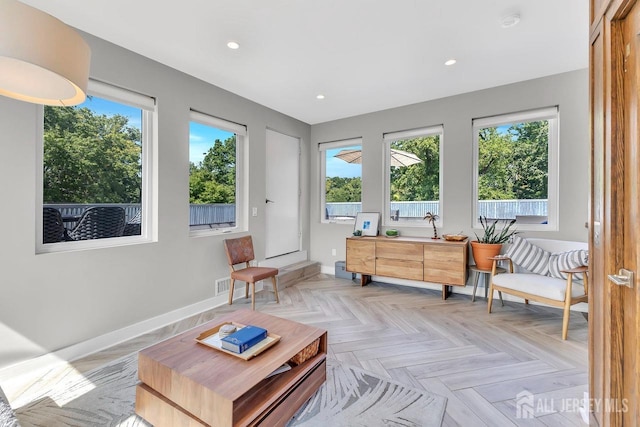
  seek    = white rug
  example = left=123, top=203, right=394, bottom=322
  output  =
left=288, top=360, right=447, bottom=427
left=13, top=354, right=446, bottom=427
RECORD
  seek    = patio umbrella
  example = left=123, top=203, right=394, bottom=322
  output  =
left=334, top=148, right=422, bottom=167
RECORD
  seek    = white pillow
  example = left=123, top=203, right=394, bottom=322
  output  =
left=505, top=236, right=550, bottom=275
left=548, top=250, right=588, bottom=280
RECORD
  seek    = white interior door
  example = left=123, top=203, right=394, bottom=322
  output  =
left=265, top=129, right=300, bottom=258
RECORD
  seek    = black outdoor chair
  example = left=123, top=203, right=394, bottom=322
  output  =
left=67, top=206, right=126, bottom=241
left=122, top=210, right=142, bottom=236
left=43, top=207, right=66, bottom=243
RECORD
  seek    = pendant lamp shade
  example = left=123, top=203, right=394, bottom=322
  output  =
left=0, top=0, right=91, bottom=106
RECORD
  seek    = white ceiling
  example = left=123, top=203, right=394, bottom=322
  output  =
left=22, top=0, right=588, bottom=125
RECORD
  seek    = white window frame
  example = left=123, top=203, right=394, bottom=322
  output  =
left=189, top=110, right=247, bottom=237
left=383, top=125, right=444, bottom=228
left=472, top=106, right=559, bottom=231
left=319, top=137, right=363, bottom=224
left=36, top=79, right=157, bottom=253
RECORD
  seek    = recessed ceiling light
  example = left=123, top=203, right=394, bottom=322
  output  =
left=444, top=59, right=457, bottom=66
left=501, top=14, right=520, bottom=28
left=227, top=41, right=240, bottom=50
left=316, top=94, right=325, bottom=100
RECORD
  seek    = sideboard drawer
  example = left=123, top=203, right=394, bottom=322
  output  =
left=376, top=241, right=423, bottom=261
left=376, top=258, right=423, bottom=281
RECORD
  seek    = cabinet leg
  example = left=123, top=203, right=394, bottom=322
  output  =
left=442, top=285, right=452, bottom=300
left=360, top=274, right=371, bottom=287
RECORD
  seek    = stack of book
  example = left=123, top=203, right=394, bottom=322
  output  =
left=220, top=325, right=268, bottom=354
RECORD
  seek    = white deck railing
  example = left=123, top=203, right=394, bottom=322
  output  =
left=45, top=199, right=547, bottom=227
left=44, top=203, right=236, bottom=227
left=326, top=199, right=548, bottom=220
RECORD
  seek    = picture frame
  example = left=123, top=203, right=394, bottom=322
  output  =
left=354, top=212, right=380, bottom=236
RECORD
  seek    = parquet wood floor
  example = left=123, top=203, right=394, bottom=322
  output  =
left=4, top=274, right=589, bottom=426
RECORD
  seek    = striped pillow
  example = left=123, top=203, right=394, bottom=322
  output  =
left=548, top=250, right=588, bottom=280
left=505, top=236, right=550, bottom=275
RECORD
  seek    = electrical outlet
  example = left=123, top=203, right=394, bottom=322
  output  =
left=331, top=248, right=337, bottom=256
left=252, top=207, right=258, bottom=217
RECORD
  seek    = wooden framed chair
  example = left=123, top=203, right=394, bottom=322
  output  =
left=488, top=256, right=589, bottom=340
left=223, top=236, right=279, bottom=310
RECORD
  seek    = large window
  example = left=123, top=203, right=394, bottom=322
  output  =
left=38, top=80, right=155, bottom=251
left=189, top=111, right=246, bottom=234
left=319, top=138, right=362, bottom=223
left=383, top=126, right=443, bottom=226
left=472, top=107, right=559, bottom=230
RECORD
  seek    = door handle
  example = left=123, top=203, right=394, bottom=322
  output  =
left=266, top=199, right=274, bottom=204
left=608, top=268, right=634, bottom=288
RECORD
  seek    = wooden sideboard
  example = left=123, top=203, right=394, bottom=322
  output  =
left=346, top=236, right=468, bottom=299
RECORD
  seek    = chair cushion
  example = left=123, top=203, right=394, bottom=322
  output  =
left=548, top=250, right=588, bottom=280
left=505, top=236, right=551, bottom=275
left=231, top=267, right=278, bottom=283
left=492, top=273, right=585, bottom=301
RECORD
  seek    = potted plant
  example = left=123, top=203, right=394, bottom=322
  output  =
left=471, top=216, right=518, bottom=270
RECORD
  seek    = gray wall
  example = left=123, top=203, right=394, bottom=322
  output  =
left=0, top=30, right=587, bottom=371
left=0, top=33, right=311, bottom=370
left=309, top=69, right=589, bottom=273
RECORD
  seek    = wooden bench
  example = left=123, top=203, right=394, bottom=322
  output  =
left=487, top=238, right=588, bottom=340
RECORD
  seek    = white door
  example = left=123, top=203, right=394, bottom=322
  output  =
left=265, top=129, right=300, bottom=258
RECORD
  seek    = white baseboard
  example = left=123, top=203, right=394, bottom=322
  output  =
left=0, top=294, right=231, bottom=381
left=319, top=264, right=588, bottom=313
left=320, top=265, right=335, bottom=275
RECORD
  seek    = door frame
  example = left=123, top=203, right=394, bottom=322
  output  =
left=589, top=0, right=640, bottom=424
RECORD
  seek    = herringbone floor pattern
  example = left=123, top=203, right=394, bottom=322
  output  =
left=6, top=273, right=589, bottom=426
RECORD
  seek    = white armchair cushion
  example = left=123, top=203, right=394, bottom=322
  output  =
left=492, top=273, right=585, bottom=301
left=505, top=236, right=551, bottom=275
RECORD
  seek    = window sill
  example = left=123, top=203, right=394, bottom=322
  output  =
left=189, top=226, right=241, bottom=238
left=472, top=221, right=558, bottom=233
left=36, top=235, right=154, bottom=254
left=321, top=219, right=356, bottom=225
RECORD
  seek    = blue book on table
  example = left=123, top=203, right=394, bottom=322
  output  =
left=220, top=325, right=268, bottom=353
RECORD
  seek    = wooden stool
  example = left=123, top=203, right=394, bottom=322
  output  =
left=469, top=264, right=505, bottom=302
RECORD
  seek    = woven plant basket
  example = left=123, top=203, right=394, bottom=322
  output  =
left=289, top=338, right=320, bottom=365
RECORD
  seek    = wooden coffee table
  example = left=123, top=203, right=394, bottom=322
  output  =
left=135, top=309, right=327, bottom=427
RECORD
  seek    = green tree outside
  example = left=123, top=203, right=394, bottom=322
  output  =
left=389, top=135, right=440, bottom=201
left=43, top=105, right=142, bottom=204
left=478, top=120, right=548, bottom=200
left=325, top=176, right=361, bottom=202
left=44, top=104, right=548, bottom=209
left=324, top=121, right=548, bottom=205
left=189, top=136, right=236, bottom=204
